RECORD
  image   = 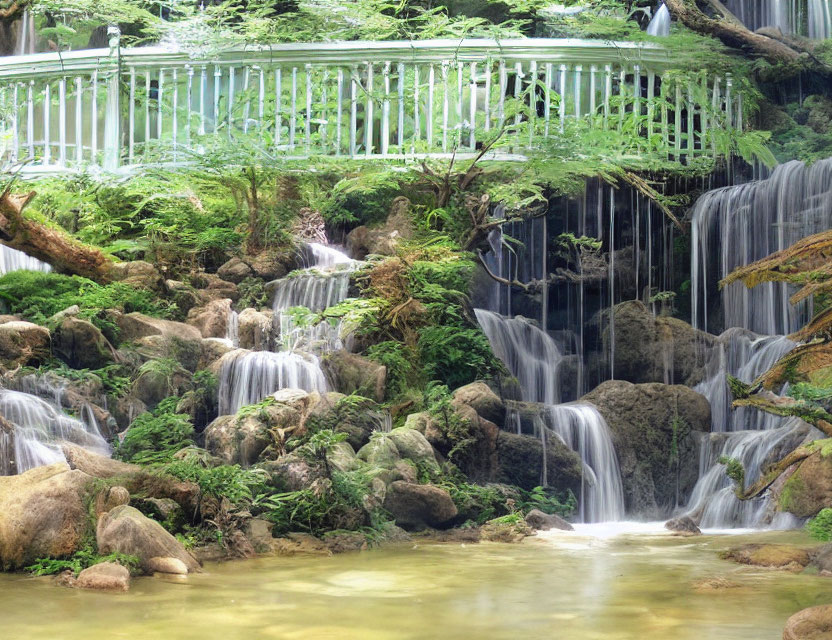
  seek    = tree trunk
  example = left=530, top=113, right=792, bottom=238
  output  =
left=0, top=190, right=114, bottom=282
left=664, top=0, right=803, bottom=66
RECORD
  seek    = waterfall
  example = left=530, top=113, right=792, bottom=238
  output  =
left=0, top=389, right=110, bottom=475
left=0, top=244, right=52, bottom=275
left=691, top=159, right=832, bottom=335
left=474, top=309, right=563, bottom=405
left=695, top=328, right=797, bottom=433
left=542, top=404, right=625, bottom=523
left=217, top=350, right=328, bottom=415
left=476, top=309, right=624, bottom=522
left=646, top=3, right=671, bottom=36
left=685, top=423, right=810, bottom=528
left=723, top=0, right=831, bottom=39
left=226, top=308, right=240, bottom=347
left=13, top=8, right=36, bottom=56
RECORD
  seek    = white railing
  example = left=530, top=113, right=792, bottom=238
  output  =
left=0, top=33, right=743, bottom=172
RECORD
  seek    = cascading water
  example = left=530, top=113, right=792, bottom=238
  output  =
left=0, top=389, right=110, bottom=475
left=219, top=243, right=360, bottom=415
left=475, top=308, right=624, bottom=522
left=723, top=0, right=832, bottom=39
left=474, top=309, right=563, bottom=405
left=646, top=3, right=671, bottom=36
left=691, top=159, right=832, bottom=336
left=217, top=350, right=328, bottom=415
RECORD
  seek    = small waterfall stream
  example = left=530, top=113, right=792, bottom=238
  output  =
left=218, top=242, right=360, bottom=415
left=0, top=244, right=51, bottom=275
left=646, top=3, right=671, bottom=36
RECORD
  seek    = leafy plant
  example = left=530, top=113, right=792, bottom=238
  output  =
left=807, top=508, right=832, bottom=542
left=115, top=400, right=195, bottom=464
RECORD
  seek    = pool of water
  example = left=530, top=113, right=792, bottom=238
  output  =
left=1, top=524, right=831, bottom=640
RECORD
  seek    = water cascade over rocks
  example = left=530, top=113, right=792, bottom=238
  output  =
left=723, top=0, right=832, bottom=39
left=0, top=244, right=52, bottom=275
left=0, top=389, right=110, bottom=475
left=475, top=308, right=624, bottom=522
left=218, top=243, right=360, bottom=414
left=683, top=159, right=832, bottom=528
left=646, top=3, right=671, bottom=36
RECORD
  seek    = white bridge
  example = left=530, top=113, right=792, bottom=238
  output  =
left=0, top=32, right=743, bottom=172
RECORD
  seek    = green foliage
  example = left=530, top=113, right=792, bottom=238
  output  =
left=807, top=508, right=832, bottom=542
left=366, top=341, right=418, bottom=398
left=115, top=399, right=195, bottom=465
left=418, top=326, right=499, bottom=389
left=727, top=375, right=752, bottom=400
left=236, top=277, right=270, bottom=310
left=163, top=458, right=269, bottom=506
left=0, top=271, right=174, bottom=339
left=517, top=486, right=576, bottom=518
left=26, top=550, right=141, bottom=577
left=718, top=456, right=746, bottom=490
left=425, top=383, right=476, bottom=465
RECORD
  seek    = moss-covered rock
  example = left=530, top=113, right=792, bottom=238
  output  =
left=494, top=430, right=583, bottom=494
left=0, top=320, right=51, bottom=367
left=52, top=316, right=118, bottom=370
left=783, top=605, right=832, bottom=640
left=321, top=350, right=387, bottom=403
left=779, top=446, right=832, bottom=518
left=581, top=380, right=710, bottom=518
left=382, top=481, right=458, bottom=530
left=722, top=543, right=811, bottom=572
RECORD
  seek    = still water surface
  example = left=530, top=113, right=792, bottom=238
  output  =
left=1, top=524, right=830, bottom=640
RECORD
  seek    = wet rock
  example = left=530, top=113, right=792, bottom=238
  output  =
left=52, top=317, right=117, bottom=369
left=306, top=393, right=389, bottom=451
left=0, top=321, right=51, bottom=366
left=194, top=273, right=240, bottom=303
left=783, top=604, right=832, bottom=640
left=248, top=249, right=291, bottom=281
left=217, top=257, right=253, bottom=284
left=601, top=300, right=715, bottom=386
left=452, top=382, right=506, bottom=426
left=722, top=543, right=811, bottom=572
left=524, top=509, right=573, bottom=531
left=582, top=380, right=710, bottom=518
left=272, top=533, right=330, bottom=556
left=62, top=443, right=139, bottom=478
left=187, top=298, right=233, bottom=339
left=110, top=395, right=148, bottom=431
left=665, top=515, right=702, bottom=536
left=76, top=562, right=130, bottom=592
left=480, top=517, right=534, bottom=543
left=0, top=463, right=91, bottom=570
left=200, top=338, right=235, bottom=371
left=114, top=311, right=203, bottom=345
left=811, top=543, right=832, bottom=576
left=264, top=455, right=323, bottom=492
left=494, top=430, right=583, bottom=494
left=321, top=350, right=387, bottom=402
left=245, top=518, right=276, bottom=554
left=324, top=531, right=368, bottom=554
left=237, top=308, right=274, bottom=350
left=96, top=505, right=200, bottom=574
left=204, top=414, right=270, bottom=467
left=131, top=359, right=192, bottom=409
left=425, top=403, right=498, bottom=482
left=165, top=280, right=201, bottom=315
left=382, top=481, right=458, bottom=530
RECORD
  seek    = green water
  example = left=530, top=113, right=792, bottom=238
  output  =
left=2, top=526, right=831, bottom=640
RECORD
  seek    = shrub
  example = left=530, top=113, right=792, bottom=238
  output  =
left=115, top=399, right=195, bottom=464
left=418, top=326, right=499, bottom=389
left=807, top=508, right=832, bottom=542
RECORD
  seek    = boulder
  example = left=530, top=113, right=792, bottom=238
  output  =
left=495, top=430, right=583, bottom=493
left=194, top=273, right=240, bottom=304
left=264, top=455, right=324, bottom=492
left=0, top=463, right=91, bottom=569
left=109, top=395, right=148, bottom=431
left=321, top=351, right=387, bottom=403
left=424, top=404, right=499, bottom=482
left=272, top=532, right=331, bottom=556
left=524, top=509, right=573, bottom=531
left=665, top=515, right=702, bottom=536
left=187, top=299, right=233, bottom=339
left=62, top=443, right=139, bottom=478
left=601, top=300, right=715, bottom=386
left=237, top=308, right=275, bottom=351
left=96, top=505, right=200, bottom=574
left=109, top=261, right=164, bottom=291
left=783, top=605, right=832, bottom=640
left=200, top=338, right=235, bottom=371
left=581, top=380, right=710, bottom=518
left=165, top=280, right=201, bottom=316
left=113, top=311, right=203, bottom=345
left=780, top=448, right=832, bottom=518
left=387, top=427, right=440, bottom=473
left=722, top=544, right=811, bottom=571
left=382, top=481, right=458, bottom=530
left=327, top=441, right=359, bottom=473
left=248, top=249, right=292, bottom=281
left=52, top=317, right=118, bottom=369
left=131, top=360, right=192, bottom=409
left=75, top=562, right=130, bottom=592
left=217, top=257, right=253, bottom=284
left=357, top=435, right=400, bottom=469
left=452, top=382, right=506, bottom=426
left=0, top=321, right=51, bottom=366
left=94, top=486, right=131, bottom=516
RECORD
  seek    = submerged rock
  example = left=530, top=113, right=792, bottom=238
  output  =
left=96, top=505, right=201, bottom=575
left=0, top=463, right=91, bottom=570
left=480, top=517, right=534, bottom=543
left=783, top=604, right=832, bottom=640
left=722, top=543, right=811, bottom=572
left=524, top=509, right=573, bottom=531
left=581, top=380, right=710, bottom=518
left=382, top=481, right=458, bottom=530
left=76, top=562, right=130, bottom=592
